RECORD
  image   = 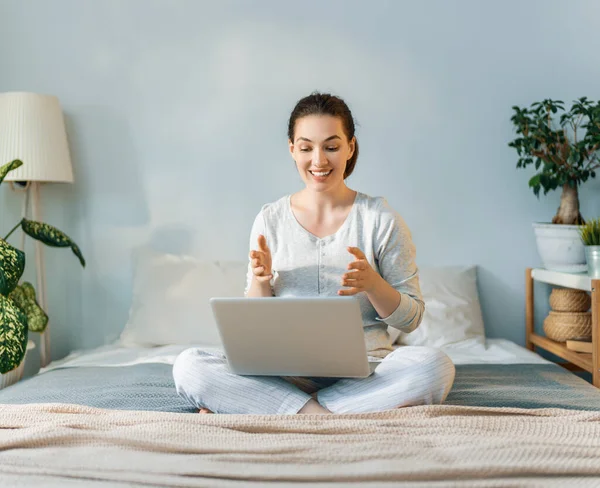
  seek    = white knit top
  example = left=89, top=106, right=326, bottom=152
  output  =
left=244, top=191, right=424, bottom=358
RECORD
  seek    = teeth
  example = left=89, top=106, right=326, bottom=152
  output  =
left=311, top=171, right=331, bottom=176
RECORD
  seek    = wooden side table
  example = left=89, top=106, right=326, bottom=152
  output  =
left=526, top=268, right=600, bottom=388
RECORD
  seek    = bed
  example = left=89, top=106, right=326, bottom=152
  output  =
left=2, top=338, right=600, bottom=486
left=1, top=339, right=599, bottom=413
left=1, top=255, right=600, bottom=486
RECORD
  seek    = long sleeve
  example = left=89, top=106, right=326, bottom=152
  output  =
left=373, top=199, right=424, bottom=333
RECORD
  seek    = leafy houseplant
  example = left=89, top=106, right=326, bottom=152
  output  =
left=508, top=97, right=600, bottom=225
left=0, top=159, right=85, bottom=376
left=579, top=218, right=600, bottom=278
left=508, top=98, right=600, bottom=271
left=509, top=97, right=600, bottom=225
left=579, top=218, right=600, bottom=246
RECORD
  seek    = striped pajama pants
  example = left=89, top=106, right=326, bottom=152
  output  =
left=172, top=346, right=456, bottom=415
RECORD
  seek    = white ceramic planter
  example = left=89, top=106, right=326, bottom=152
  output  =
left=585, top=246, right=600, bottom=278
left=0, top=340, right=36, bottom=389
left=532, top=223, right=586, bottom=272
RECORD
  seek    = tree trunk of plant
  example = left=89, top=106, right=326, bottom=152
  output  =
left=552, top=183, right=585, bottom=225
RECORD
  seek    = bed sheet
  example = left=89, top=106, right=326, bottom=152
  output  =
left=3, top=338, right=596, bottom=413
left=37, top=338, right=551, bottom=373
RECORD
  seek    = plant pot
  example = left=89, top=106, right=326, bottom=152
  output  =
left=0, top=340, right=35, bottom=389
left=532, top=223, right=586, bottom=273
left=585, top=246, right=600, bottom=278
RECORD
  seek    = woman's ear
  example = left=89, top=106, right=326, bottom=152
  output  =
left=348, top=136, right=356, bottom=159
left=288, top=139, right=295, bottom=158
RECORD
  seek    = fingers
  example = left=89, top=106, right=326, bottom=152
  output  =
left=254, top=273, right=273, bottom=282
left=337, top=287, right=360, bottom=296
left=249, top=251, right=267, bottom=264
left=249, top=235, right=272, bottom=283
left=347, top=246, right=365, bottom=259
left=342, top=270, right=362, bottom=280
left=258, top=234, right=270, bottom=253
left=251, top=262, right=272, bottom=278
left=347, top=260, right=367, bottom=271
left=341, top=277, right=364, bottom=287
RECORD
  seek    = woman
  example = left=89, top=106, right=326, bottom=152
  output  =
left=173, top=92, right=455, bottom=415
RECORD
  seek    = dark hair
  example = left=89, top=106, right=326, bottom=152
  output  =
left=287, top=92, right=359, bottom=179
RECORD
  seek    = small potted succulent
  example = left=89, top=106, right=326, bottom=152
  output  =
left=0, top=159, right=85, bottom=387
left=579, top=218, right=600, bottom=278
left=509, top=97, right=600, bottom=272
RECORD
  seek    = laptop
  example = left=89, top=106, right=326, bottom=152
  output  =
left=209, top=296, right=383, bottom=378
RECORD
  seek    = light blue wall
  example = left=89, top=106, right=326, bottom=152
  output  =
left=1, top=0, right=599, bottom=374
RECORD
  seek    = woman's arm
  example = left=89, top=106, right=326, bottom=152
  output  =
left=246, top=276, right=274, bottom=297
left=340, top=244, right=422, bottom=333
left=364, top=274, right=402, bottom=321
left=371, top=199, right=424, bottom=333
left=244, top=209, right=275, bottom=298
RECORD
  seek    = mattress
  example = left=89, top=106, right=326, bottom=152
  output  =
left=1, top=339, right=598, bottom=412
left=34, top=337, right=553, bottom=371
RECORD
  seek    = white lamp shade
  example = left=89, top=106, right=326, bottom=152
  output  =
left=0, top=92, right=74, bottom=183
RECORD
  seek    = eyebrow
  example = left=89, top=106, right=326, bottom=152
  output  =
left=295, top=135, right=342, bottom=143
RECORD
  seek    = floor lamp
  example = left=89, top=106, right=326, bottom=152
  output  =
left=0, top=92, right=75, bottom=369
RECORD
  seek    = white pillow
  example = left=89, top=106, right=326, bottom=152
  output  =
left=118, top=248, right=247, bottom=348
left=119, top=250, right=485, bottom=350
left=395, top=265, right=486, bottom=348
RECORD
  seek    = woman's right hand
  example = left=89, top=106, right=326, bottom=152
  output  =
left=250, top=234, right=273, bottom=282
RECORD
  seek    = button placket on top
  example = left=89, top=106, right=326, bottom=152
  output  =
left=317, top=239, right=322, bottom=294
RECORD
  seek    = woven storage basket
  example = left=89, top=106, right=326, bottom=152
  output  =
left=549, top=288, right=591, bottom=312
left=543, top=311, right=592, bottom=342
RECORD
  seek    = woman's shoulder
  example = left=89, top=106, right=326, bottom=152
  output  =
left=357, top=191, right=400, bottom=219
left=254, top=194, right=290, bottom=219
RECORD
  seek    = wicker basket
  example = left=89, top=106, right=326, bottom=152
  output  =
left=543, top=310, right=592, bottom=342
left=549, top=288, right=591, bottom=313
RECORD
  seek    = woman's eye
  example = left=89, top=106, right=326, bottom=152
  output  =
left=298, top=147, right=338, bottom=152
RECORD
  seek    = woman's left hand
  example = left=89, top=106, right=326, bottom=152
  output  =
left=338, top=247, right=381, bottom=296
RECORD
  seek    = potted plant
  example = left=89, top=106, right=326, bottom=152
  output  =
left=579, top=218, right=600, bottom=278
left=0, top=159, right=85, bottom=387
left=509, top=97, right=600, bottom=272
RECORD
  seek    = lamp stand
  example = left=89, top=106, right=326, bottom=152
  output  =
left=14, top=181, right=50, bottom=368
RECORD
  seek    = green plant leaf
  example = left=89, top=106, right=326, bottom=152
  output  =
left=9, top=282, right=48, bottom=333
left=0, top=293, right=28, bottom=374
left=0, top=159, right=23, bottom=185
left=579, top=218, right=600, bottom=245
left=528, top=174, right=541, bottom=188
left=0, top=239, right=25, bottom=296
left=20, top=219, right=86, bottom=267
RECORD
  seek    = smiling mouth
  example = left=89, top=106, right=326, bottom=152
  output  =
left=309, top=170, right=332, bottom=177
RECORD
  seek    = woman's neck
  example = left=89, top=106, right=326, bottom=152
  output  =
left=294, top=185, right=357, bottom=213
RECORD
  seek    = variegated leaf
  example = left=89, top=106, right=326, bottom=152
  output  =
left=21, top=219, right=86, bottom=267
left=0, top=293, right=28, bottom=374
left=0, top=239, right=26, bottom=296
left=9, top=282, right=48, bottom=333
left=0, top=159, right=23, bottom=185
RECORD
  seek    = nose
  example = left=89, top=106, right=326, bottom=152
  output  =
left=313, top=147, right=327, bottom=167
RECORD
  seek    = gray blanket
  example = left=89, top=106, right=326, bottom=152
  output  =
left=0, top=362, right=598, bottom=412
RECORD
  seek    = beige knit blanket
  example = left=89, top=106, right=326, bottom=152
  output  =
left=1, top=403, right=600, bottom=487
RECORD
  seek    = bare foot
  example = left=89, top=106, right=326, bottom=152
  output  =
left=297, top=398, right=332, bottom=414
left=198, top=407, right=213, bottom=414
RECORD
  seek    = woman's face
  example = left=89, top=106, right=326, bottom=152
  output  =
left=289, top=115, right=355, bottom=192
